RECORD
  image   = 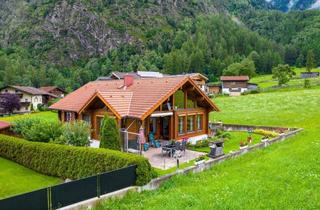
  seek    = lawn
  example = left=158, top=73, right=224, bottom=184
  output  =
left=0, top=157, right=61, bottom=199
left=0, top=111, right=58, bottom=123
left=187, top=131, right=264, bottom=154
left=95, top=88, right=320, bottom=209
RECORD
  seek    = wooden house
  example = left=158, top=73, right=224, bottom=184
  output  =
left=220, top=76, right=250, bottom=96
left=50, top=76, right=219, bottom=149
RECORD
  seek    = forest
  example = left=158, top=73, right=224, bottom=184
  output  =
left=0, top=0, right=319, bottom=91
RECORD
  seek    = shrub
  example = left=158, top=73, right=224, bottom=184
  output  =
left=57, top=121, right=90, bottom=146
left=0, top=135, right=156, bottom=185
left=221, top=132, right=231, bottom=140
left=100, top=115, right=121, bottom=150
left=24, top=121, right=63, bottom=143
left=304, top=79, right=311, bottom=88
left=253, top=129, right=278, bottom=138
left=12, top=118, right=42, bottom=136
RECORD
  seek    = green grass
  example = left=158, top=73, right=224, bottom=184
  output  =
left=0, top=111, right=58, bottom=122
left=250, top=67, right=320, bottom=89
left=0, top=157, right=61, bottom=199
left=95, top=88, right=320, bottom=210
left=188, top=131, right=264, bottom=154
left=154, top=156, right=210, bottom=176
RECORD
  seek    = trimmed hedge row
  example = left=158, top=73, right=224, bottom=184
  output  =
left=0, top=134, right=156, bottom=185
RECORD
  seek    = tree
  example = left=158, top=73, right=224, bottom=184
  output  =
left=100, top=114, right=122, bottom=151
left=223, top=58, right=256, bottom=78
left=306, top=50, right=316, bottom=72
left=0, top=93, right=21, bottom=114
left=272, top=64, right=296, bottom=86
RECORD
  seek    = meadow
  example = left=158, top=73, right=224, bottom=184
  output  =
left=95, top=87, right=320, bottom=209
left=250, top=67, right=320, bottom=89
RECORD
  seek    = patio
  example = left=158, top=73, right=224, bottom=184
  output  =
left=142, top=147, right=205, bottom=170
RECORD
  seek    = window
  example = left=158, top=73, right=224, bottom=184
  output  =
left=186, top=98, right=195, bottom=108
left=178, top=116, right=185, bottom=135
left=174, top=90, right=184, bottom=109
left=82, top=114, right=91, bottom=124
left=25, top=98, right=28, bottom=102
left=197, top=114, right=203, bottom=130
left=65, top=112, right=72, bottom=122
left=187, top=115, right=195, bottom=133
left=4, top=89, right=8, bottom=93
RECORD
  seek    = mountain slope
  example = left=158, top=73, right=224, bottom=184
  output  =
left=264, top=0, right=319, bottom=11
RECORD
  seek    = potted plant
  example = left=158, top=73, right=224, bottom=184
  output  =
left=239, top=141, right=248, bottom=150
left=195, top=156, right=206, bottom=165
left=261, top=136, right=269, bottom=143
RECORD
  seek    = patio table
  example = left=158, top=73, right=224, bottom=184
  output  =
left=162, top=145, right=176, bottom=157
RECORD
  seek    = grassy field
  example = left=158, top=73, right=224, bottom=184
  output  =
left=250, top=67, right=320, bottom=88
left=96, top=88, right=320, bottom=209
left=0, top=111, right=58, bottom=122
left=187, top=131, right=264, bottom=154
left=0, top=157, right=61, bottom=199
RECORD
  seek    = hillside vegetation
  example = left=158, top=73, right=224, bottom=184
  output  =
left=0, top=0, right=319, bottom=91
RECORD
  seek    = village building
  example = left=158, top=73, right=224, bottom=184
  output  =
left=39, top=86, right=66, bottom=98
left=220, top=76, right=250, bottom=96
left=206, top=83, right=221, bottom=96
left=50, top=75, right=219, bottom=149
left=0, top=85, right=57, bottom=113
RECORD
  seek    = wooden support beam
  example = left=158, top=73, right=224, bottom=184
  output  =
left=186, top=86, right=195, bottom=92
left=184, top=91, right=187, bottom=109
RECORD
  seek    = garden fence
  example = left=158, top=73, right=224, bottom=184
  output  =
left=0, top=165, right=137, bottom=210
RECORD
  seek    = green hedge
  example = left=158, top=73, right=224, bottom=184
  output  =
left=0, top=135, right=156, bottom=185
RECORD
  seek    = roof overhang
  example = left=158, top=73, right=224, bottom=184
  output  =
left=78, top=91, right=122, bottom=119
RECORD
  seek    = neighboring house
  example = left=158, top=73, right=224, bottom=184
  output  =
left=39, top=86, right=66, bottom=98
left=97, top=71, right=208, bottom=92
left=206, top=83, right=221, bottom=96
left=0, top=86, right=57, bottom=113
left=186, top=73, right=208, bottom=92
left=220, top=76, right=250, bottom=96
left=50, top=76, right=219, bottom=149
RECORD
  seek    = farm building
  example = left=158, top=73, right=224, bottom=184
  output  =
left=220, top=76, right=250, bottom=96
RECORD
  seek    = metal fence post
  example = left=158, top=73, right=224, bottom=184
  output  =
left=47, top=187, right=52, bottom=210
left=97, top=174, right=101, bottom=198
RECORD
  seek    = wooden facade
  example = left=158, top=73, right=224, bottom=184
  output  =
left=58, top=81, right=213, bottom=143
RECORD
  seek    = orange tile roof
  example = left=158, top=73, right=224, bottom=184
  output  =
left=220, top=76, right=249, bottom=81
left=50, top=76, right=219, bottom=119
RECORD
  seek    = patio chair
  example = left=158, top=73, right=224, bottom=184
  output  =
left=149, top=132, right=161, bottom=148
left=181, top=140, right=187, bottom=155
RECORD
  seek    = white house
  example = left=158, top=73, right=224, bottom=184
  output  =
left=0, top=85, right=57, bottom=113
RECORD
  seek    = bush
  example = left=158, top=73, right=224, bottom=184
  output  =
left=12, top=118, right=42, bottom=136
left=221, top=132, right=231, bottom=140
left=24, top=121, right=63, bottom=143
left=100, top=115, right=121, bottom=150
left=56, top=121, right=90, bottom=146
left=0, top=135, right=156, bottom=185
left=253, top=129, right=278, bottom=138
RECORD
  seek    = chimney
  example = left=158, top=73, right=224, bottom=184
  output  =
left=124, top=75, right=134, bottom=88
